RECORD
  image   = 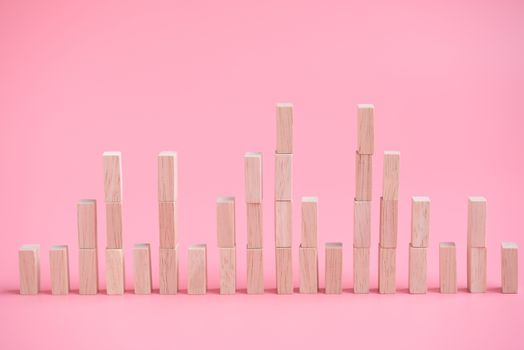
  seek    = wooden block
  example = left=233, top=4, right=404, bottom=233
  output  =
left=353, top=247, right=369, bottom=294
left=299, top=246, right=318, bottom=294
left=19, top=245, right=40, bottom=295
left=467, top=196, right=486, bottom=248
left=325, top=242, right=342, bottom=294
left=103, top=151, right=122, bottom=202
left=133, top=244, right=152, bottom=295
left=77, top=199, right=97, bottom=249
left=301, top=197, right=318, bottom=248
left=357, top=104, right=374, bottom=155
left=378, top=246, right=396, bottom=294
left=276, top=247, right=293, bottom=294
left=159, top=246, right=179, bottom=294
left=219, top=247, right=236, bottom=295
left=276, top=103, right=293, bottom=154
left=49, top=245, right=70, bottom=295
left=411, top=196, right=430, bottom=248
left=439, top=242, right=457, bottom=294
left=245, top=152, right=263, bottom=203
left=467, top=247, right=487, bottom=293
left=106, top=202, right=123, bottom=249
left=158, top=151, right=178, bottom=202
left=217, top=196, right=235, bottom=248
left=247, top=203, right=263, bottom=248
left=353, top=200, right=371, bottom=248
left=188, top=244, right=207, bottom=295
left=275, top=153, right=292, bottom=201
left=79, top=248, right=98, bottom=295
left=501, top=242, right=518, bottom=294
left=382, top=151, right=400, bottom=200
left=408, top=245, right=427, bottom=294
left=247, top=248, right=264, bottom=294
left=355, top=152, right=372, bottom=200
left=159, top=201, right=177, bottom=248
left=106, top=248, right=124, bottom=295
left=275, top=200, right=292, bottom=247
left=379, top=197, right=398, bottom=248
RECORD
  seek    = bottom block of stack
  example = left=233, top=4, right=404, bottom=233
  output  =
left=79, top=248, right=98, bottom=295
left=188, top=244, right=207, bottom=295
left=439, top=242, right=457, bottom=293
left=49, top=245, right=70, bottom=295
left=19, top=245, right=40, bottom=295
left=353, top=247, right=369, bottom=294
left=299, top=246, right=318, bottom=294
left=159, top=245, right=179, bottom=294
left=247, top=248, right=264, bottom=294
left=467, top=247, right=487, bottom=293
left=276, top=247, right=293, bottom=294
left=106, top=248, right=125, bottom=295
left=378, top=246, right=396, bottom=294
left=219, top=247, right=236, bottom=295
left=325, top=243, right=342, bottom=294
left=408, top=245, right=427, bottom=294
left=501, top=242, right=518, bottom=294
left=133, top=244, right=152, bottom=295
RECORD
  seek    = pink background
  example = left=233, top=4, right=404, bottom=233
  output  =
left=1, top=0, right=523, bottom=348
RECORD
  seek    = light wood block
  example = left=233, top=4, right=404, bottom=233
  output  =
left=217, top=196, right=235, bottom=248
left=353, top=200, right=371, bottom=248
left=247, top=248, right=264, bottom=294
left=247, top=203, right=263, bottom=248
left=439, top=242, right=457, bottom=293
left=408, top=245, right=427, bottom=294
left=159, top=201, right=177, bottom=248
left=301, top=197, right=318, bottom=248
left=357, top=104, right=374, bottom=155
left=353, top=247, right=369, bottom=294
left=275, top=200, right=292, bottom=247
left=411, top=196, right=430, bottom=248
left=382, top=151, right=400, bottom=200
left=79, top=248, right=98, bottom=295
left=467, top=196, right=487, bottom=248
left=299, top=246, right=318, bottom=294
left=158, top=151, right=178, bottom=202
left=378, top=246, right=396, bottom=294
left=276, top=103, right=293, bottom=154
left=245, top=152, right=263, bottom=203
left=275, top=153, right=292, bottom=201
left=276, top=247, right=293, bottom=294
left=501, top=242, right=518, bottom=294
left=219, top=247, right=236, bottom=295
left=103, top=151, right=123, bottom=202
left=188, top=244, right=207, bottom=295
left=49, top=245, right=70, bottom=295
left=159, top=246, right=179, bottom=294
left=19, top=245, right=40, bottom=295
left=106, top=248, right=124, bottom=295
left=355, top=152, right=372, bottom=201
left=467, top=247, right=487, bottom=293
left=133, top=244, right=152, bottom=295
left=325, top=242, right=342, bottom=294
left=77, top=199, right=97, bottom=249
left=379, top=197, right=398, bottom=248
left=106, top=202, right=123, bottom=249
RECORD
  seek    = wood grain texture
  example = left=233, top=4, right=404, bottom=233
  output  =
left=411, top=196, right=430, bottom=248
left=467, top=196, right=487, bottom=248
left=106, top=202, right=123, bottom=249
left=159, top=201, right=177, bottom=248
left=133, top=244, right=152, bottom=295
left=378, top=246, right=396, bottom=294
left=355, top=152, right=372, bottom=200
left=353, top=200, right=371, bottom=248
left=382, top=151, right=400, bottom=200
left=299, top=246, right=318, bottom=294
left=245, top=152, right=263, bottom=203
left=79, top=248, right=98, bottom=295
left=275, top=153, right=292, bottom=201
left=301, top=197, right=318, bottom=248
left=357, top=104, right=374, bottom=155
left=159, top=246, right=179, bottom=295
left=247, top=203, right=263, bottom=248
left=77, top=199, right=97, bottom=249
left=276, top=247, right=293, bottom=294
left=188, top=244, right=207, bottom=295
left=439, top=242, right=457, bottom=294
left=408, top=245, right=427, bottom=294
left=103, top=151, right=122, bottom=202
left=105, top=248, right=125, bottom=295
left=353, top=247, right=369, bottom=294
left=19, top=245, right=40, bottom=295
left=276, top=103, right=293, bottom=154
left=217, top=197, right=235, bottom=248
left=379, top=197, right=398, bottom=248
left=219, top=247, right=236, bottom=295
left=275, top=200, right=292, bottom=247
left=49, top=245, right=70, bottom=295
left=325, top=243, right=342, bottom=294
left=158, top=151, right=178, bottom=202
left=247, top=248, right=264, bottom=294
left=501, top=242, right=518, bottom=294
left=467, top=246, right=487, bottom=293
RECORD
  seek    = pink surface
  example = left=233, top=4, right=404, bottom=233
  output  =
left=1, top=0, right=523, bottom=349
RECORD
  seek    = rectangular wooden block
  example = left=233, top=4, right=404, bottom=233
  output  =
left=275, top=153, right=292, bottom=201
left=219, top=247, right=236, bottom=295
left=103, top=151, right=123, bottom=202
left=357, top=104, right=374, bottom=155
left=439, top=242, right=457, bottom=294
left=408, top=245, right=427, bottom=294
left=275, top=200, right=292, bottom=247
left=382, top=151, right=400, bottom=200
left=77, top=199, right=97, bottom=249
left=411, top=196, right=430, bottom=247
left=276, top=247, right=293, bottom=294
left=467, top=246, right=487, bottom=293
left=19, top=245, right=40, bottom=295
left=276, top=103, right=293, bottom=154
left=158, top=151, right=178, bottom=202
left=106, top=248, right=125, bottom=295
left=106, top=202, right=123, bottom=249
left=159, top=201, right=177, bottom=248
left=133, top=244, right=152, bottom=295
left=325, top=242, right=342, bottom=294
left=79, top=248, right=98, bottom=295
left=247, top=203, right=263, bottom=248
left=353, top=247, right=369, bottom=294
left=301, top=197, right=318, bottom=248
left=353, top=200, right=371, bottom=248
left=159, top=246, right=179, bottom=294
left=467, top=196, right=487, bottom=248
left=217, top=196, right=235, bottom=248
left=188, top=244, right=207, bottom=295
left=299, top=246, right=318, bottom=294
left=355, top=152, right=372, bottom=201
left=247, top=248, right=264, bottom=294
left=245, top=152, right=263, bottom=203
left=50, top=245, right=70, bottom=295
left=378, top=246, right=396, bottom=294
left=501, top=242, right=518, bottom=294
left=379, top=197, right=398, bottom=248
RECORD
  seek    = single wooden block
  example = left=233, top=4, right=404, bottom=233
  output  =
left=19, top=245, right=40, bottom=295
left=219, top=247, right=236, bottom=295
left=382, top=151, right=400, bottom=200
left=301, top=197, right=318, bottom=248
left=275, top=200, right=292, bottom=247
left=188, top=244, right=207, bottom=295
left=353, top=247, right=369, bottom=294
left=158, top=151, right=178, bottom=202
left=276, top=247, right=293, bottom=294
left=411, top=196, right=430, bottom=247
left=276, top=103, right=293, bottom=154
left=408, top=245, right=427, bottom=294
left=275, top=153, right=292, bottom=201
left=357, top=104, right=374, bottom=155
left=133, top=244, right=152, bottom=295
left=378, top=246, right=396, bottom=294
left=77, top=199, right=97, bottom=249
left=106, top=202, right=123, bottom=249
left=106, top=248, right=125, bottom=295
left=247, top=248, right=264, bottom=294
left=299, top=246, right=318, bottom=294
left=355, top=152, right=372, bottom=201
left=467, top=247, right=487, bottom=293
left=467, top=196, right=487, bottom=248
left=49, top=245, right=70, bottom=295
left=159, top=201, right=177, bottom=248
left=247, top=203, right=263, bottom=248
left=439, top=242, right=457, bottom=294
left=103, top=151, right=123, bottom=202
left=245, top=152, right=263, bottom=203
left=325, top=242, right=343, bottom=294
left=217, top=196, right=235, bottom=248
left=353, top=200, right=371, bottom=248
left=79, top=248, right=98, bottom=295
left=501, top=242, right=518, bottom=294
left=379, top=197, right=398, bottom=248
left=159, top=246, right=179, bottom=294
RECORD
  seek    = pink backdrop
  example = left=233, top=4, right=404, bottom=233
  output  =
left=1, top=0, right=522, bottom=348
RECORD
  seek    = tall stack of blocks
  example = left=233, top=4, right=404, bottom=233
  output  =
left=217, top=196, right=236, bottom=294
left=409, top=196, right=430, bottom=294
left=300, top=197, right=319, bottom=293
left=77, top=199, right=98, bottom=294
left=467, top=196, right=487, bottom=293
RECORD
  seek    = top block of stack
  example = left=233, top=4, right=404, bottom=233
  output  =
left=276, top=103, right=293, bottom=154
left=357, top=104, right=374, bottom=155
left=467, top=196, right=486, bottom=248
left=158, top=151, right=178, bottom=202
left=217, top=196, right=235, bottom=248
left=77, top=199, right=97, bottom=249
left=245, top=152, right=262, bottom=203
left=103, top=152, right=123, bottom=203
left=382, top=151, right=400, bottom=200
left=411, top=196, right=430, bottom=247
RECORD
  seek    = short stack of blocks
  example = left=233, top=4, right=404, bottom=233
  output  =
left=77, top=199, right=99, bottom=294
left=467, top=196, right=487, bottom=293
left=501, top=242, right=518, bottom=294
left=19, top=245, right=40, bottom=295
left=325, top=242, right=343, bottom=294
left=188, top=244, right=207, bottom=295
left=408, top=196, right=430, bottom=294
left=300, top=197, right=318, bottom=294
left=439, top=242, right=457, bottom=293
left=217, top=196, right=236, bottom=295
left=49, top=245, right=70, bottom=295
left=133, top=243, right=152, bottom=294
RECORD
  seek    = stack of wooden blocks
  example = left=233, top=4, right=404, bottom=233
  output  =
left=49, top=245, right=70, bottom=295
left=325, top=242, right=343, bottom=294
left=439, top=242, right=457, bottom=293
left=467, top=196, right=487, bottom=293
left=501, top=242, right=518, bottom=294
left=217, top=196, right=236, bottom=294
left=77, top=199, right=98, bottom=294
left=18, top=245, right=40, bottom=295
left=275, top=103, right=293, bottom=294
left=188, top=244, right=207, bottom=295
left=409, top=196, right=430, bottom=294
left=300, top=197, right=319, bottom=293
left=133, top=243, right=152, bottom=294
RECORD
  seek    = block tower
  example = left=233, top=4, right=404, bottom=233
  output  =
left=77, top=199, right=98, bottom=294
left=299, top=197, right=319, bottom=293
left=217, top=196, right=236, bottom=294
left=467, top=196, right=487, bottom=293
left=409, top=196, right=430, bottom=294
